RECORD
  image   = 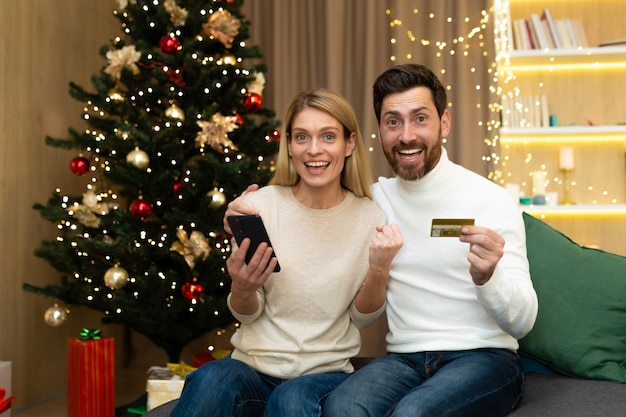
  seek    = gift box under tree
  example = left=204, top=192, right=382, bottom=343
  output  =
left=0, top=361, right=15, bottom=417
left=67, top=329, right=115, bottom=417
left=145, top=362, right=196, bottom=411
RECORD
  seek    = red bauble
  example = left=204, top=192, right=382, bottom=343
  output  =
left=159, top=35, right=181, bottom=54
left=181, top=282, right=204, bottom=300
left=129, top=199, right=153, bottom=219
left=172, top=180, right=184, bottom=194
left=243, top=92, right=263, bottom=112
left=69, top=156, right=90, bottom=175
left=234, top=113, right=244, bottom=126
left=266, top=129, right=281, bottom=142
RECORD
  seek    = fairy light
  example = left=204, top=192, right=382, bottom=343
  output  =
left=383, top=4, right=493, bottom=161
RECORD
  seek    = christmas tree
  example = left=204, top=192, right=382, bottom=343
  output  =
left=23, top=0, right=279, bottom=362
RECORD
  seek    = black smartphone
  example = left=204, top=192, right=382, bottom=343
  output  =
left=227, top=215, right=280, bottom=272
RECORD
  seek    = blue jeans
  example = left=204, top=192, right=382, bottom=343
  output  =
left=323, top=349, right=524, bottom=417
left=169, top=355, right=349, bottom=417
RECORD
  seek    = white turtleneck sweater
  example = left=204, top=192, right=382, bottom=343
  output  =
left=228, top=185, right=387, bottom=378
left=372, top=147, right=538, bottom=353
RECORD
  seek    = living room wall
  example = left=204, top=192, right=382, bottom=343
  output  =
left=0, top=1, right=122, bottom=409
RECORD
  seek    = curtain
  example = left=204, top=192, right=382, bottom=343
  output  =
left=242, top=0, right=495, bottom=179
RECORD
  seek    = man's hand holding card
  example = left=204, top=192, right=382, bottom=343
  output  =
left=430, top=218, right=475, bottom=237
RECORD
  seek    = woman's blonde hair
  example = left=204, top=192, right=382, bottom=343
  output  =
left=269, top=88, right=373, bottom=199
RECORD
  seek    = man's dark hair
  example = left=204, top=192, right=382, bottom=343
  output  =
left=373, top=64, right=448, bottom=122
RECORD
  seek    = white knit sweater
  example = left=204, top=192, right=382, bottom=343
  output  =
left=372, top=148, right=538, bottom=353
left=228, top=185, right=387, bottom=378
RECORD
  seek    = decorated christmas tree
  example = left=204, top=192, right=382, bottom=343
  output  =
left=23, top=0, right=279, bottom=362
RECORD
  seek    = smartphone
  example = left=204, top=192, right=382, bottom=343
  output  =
left=227, top=215, right=280, bottom=272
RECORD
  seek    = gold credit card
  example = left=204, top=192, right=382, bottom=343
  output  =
left=430, top=218, right=475, bottom=237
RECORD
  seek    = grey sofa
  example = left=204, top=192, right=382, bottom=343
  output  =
left=143, top=368, right=626, bottom=416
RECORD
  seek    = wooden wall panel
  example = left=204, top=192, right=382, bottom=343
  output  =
left=0, top=1, right=122, bottom=409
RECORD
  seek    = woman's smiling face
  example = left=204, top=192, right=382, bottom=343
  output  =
left=288, top=107, right=355, bottom=191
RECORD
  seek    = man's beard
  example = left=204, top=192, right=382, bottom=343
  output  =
left=383, top=137, right=442, bottom=181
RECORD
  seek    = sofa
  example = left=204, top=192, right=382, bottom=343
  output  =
left=144, top=213, right=626, bottom=416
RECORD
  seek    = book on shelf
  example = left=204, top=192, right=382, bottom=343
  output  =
left=513, top=19, right=532, bottom=50
left=555, top=20, right=574, bottom=49
left=526, top=20, right=539, bottom=50
left=541, top=8, right=562, bottom=49
left=505, top=11, right=589, bottom=51
left=570, top=20, right=589, bottom=47
left=530, top=14, right=549, bottom=49
left=557, top=18, right=589, bottom=49
left=541, top=19, right=556, bottom=49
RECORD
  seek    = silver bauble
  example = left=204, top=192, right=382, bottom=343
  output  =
left=44, top=305, right=68, bottom=327
left=104, top=265, right=129, bottom=289
left=126, top=147, right=150, bottom=170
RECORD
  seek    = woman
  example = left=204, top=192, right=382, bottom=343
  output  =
left=171, top=89, right=402, bottom=417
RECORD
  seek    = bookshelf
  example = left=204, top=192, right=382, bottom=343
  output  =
left=492, top=0, right=626, bottom=255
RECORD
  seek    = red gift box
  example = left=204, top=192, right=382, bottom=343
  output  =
left=67, top=337, right=115, bottom=417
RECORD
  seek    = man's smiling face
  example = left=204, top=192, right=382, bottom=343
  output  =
left=378, top=86, right=450, bottom=180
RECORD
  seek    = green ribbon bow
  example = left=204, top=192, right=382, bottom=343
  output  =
left=79, top=328, right=102, bottom=340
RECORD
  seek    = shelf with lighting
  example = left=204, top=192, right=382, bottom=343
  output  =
left=499, top=126, right=626, bottom=143
left=492, top=0, right=626, bottom=256
left=496, top=47, right=626, bottom=69
left=522, top=204, right=626, bottom=215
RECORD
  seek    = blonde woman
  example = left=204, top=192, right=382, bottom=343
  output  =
left=171, top=89, right=402, bottom=417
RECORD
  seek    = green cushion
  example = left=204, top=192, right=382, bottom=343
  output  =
left=520, top=212, right=626, bottom=382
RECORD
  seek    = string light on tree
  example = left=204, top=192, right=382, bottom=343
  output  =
left=265, top=129, right=281, bottom=142
left=383, top=4, right=494, bottom=172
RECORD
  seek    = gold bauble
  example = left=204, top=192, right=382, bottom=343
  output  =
left=108, top=87, right=126, bottom=103
left=165, top=103, right=185, bottom=121
left=221, top=54, right=237, bottom=65
left=126, top=147, right=150, bottom=170
left=207, top=187, right=227, bottom=208
left=44, top=304, right=68, bottom=327
left=104, top=265, right=129, bottom=289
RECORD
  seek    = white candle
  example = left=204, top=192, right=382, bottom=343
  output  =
left=532, top=171, right=546, bottom=196
left=559, top=147, right=575, bottom=170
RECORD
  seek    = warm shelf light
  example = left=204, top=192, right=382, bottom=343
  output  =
left=523, top=205, right=626, bottom=217
left=499, top=126, right=626, bottom=144
left=496, top=47, right=626, bottom=70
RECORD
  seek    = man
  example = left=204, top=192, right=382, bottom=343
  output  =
left=226, top=64, right=538, bottom=417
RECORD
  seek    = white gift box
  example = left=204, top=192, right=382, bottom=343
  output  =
left=145, top=366, right=185, bottom=411
left=0, top=361, right=12, bottom=417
